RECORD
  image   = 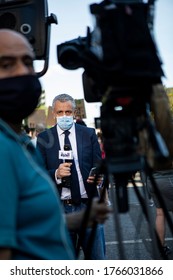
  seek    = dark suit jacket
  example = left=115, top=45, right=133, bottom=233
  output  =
left=36, top=123, right=101, bottom=199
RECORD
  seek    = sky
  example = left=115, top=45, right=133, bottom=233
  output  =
left=38, top=0, right=173, bottom=126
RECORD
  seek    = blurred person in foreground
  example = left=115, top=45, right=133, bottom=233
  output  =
left=0, top=29, right=111, bottom=260
left=37, top=93, right=107, bottom=259
left=146, top=85, right=173, bottom=257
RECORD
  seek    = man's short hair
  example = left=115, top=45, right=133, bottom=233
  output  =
left=52, top=93, right=76, bottom=110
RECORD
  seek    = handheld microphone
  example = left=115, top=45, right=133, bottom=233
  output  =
left=62, top=144, right=73, bottom=188
left=64, top=144, right=73, bottom=162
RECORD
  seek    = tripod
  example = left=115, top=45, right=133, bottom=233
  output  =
left=107, top=156, right=173, bottom=260
left=76, top=105, right=173, bottom=260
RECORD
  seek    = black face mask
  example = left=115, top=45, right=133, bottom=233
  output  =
left=0, top=75, right=42, bottom=123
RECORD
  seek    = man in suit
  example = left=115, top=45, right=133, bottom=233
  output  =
left=37, top=93, right=106, bottom=259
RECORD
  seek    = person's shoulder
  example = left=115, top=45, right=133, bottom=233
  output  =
left=75, top=123, right=94, bottom=132
left=0, top=130, right=21, bottom=159
left=0, top=132, right=11, bottom=149
left=75, top=124, right=97, bottom=138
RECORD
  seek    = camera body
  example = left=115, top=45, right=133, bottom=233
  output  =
left=57, top=1, right=163, bottom=103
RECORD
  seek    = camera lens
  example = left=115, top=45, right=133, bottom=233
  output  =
left=58, top=46, right=82, bottom=70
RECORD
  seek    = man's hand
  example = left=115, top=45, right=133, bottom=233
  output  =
left=65, top=198, right=112, bottom=230
left=87, top=174, right=103, bottom=186
left=56, top=162, right=72, bottom=179
left=89, top=197, right=112, bottom=225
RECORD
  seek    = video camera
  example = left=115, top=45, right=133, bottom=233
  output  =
left=57, top=0, right=166, bottom=168
left=57, top=0, right=163, bottom=100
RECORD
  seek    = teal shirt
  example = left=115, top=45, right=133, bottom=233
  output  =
left=0, top=119, right=75, bottom=260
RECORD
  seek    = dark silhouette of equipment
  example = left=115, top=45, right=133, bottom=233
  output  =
left=0, top=0, right=57, bottom=76
left=57, top=0, right=173, bottom=260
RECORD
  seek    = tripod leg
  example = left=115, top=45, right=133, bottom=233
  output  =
left=109, top=174, right=127, bottom=259
left=114, top=174, right=129, bottom=213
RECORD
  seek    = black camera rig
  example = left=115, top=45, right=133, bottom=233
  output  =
left=57, top=0, right=166, bottom=175
left=57, top=0, right=163, bottom=99
left=57, top=0, right=173, bottom=260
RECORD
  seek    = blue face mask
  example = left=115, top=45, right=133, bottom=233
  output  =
left=56, top=116, right=74, bottom=131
